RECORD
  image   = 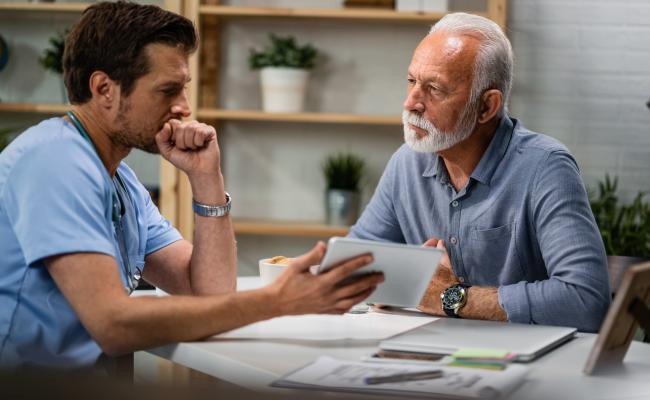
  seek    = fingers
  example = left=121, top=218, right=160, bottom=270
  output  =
left=168, top=119, right=216, bottom=151
left=322, top=254, right=374, bottom=284
left=333, top=287, right=376, bottom=313
left=422, top=238, right=439, bottom=247
left=155, top=122, right=173, bottom=156
left=333, top=272, right=384, bottom=300
left=289, top=242, right=326, bottom=273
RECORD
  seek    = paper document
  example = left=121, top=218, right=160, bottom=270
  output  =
left=218, top=312, right=435, bottom=341
left=272, top=356, right=528, bottom=399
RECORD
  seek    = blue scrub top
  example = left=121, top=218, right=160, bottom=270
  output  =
left=0, top=118, right=182, bottom=368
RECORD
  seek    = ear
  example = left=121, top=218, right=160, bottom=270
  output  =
left=477, top=89, right=503, bottom=124
left=88, top=71, right=119, bottom=109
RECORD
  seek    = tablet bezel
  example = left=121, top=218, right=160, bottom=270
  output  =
left=318, top=237, right=443, bottom=308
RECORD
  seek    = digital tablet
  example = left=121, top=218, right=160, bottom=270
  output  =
left=317, top=237, right=443, bottom=308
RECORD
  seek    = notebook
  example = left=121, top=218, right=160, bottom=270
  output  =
left=380, top=318, right=577, bottom=362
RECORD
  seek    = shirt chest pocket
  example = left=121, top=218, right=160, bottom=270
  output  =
left=464, top=222, right=525, bottom=285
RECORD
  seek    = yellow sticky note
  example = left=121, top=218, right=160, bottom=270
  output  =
left=452, top=347, right=510, bottom=359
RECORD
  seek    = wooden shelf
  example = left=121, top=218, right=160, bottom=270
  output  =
left=0, top=2, right=89, bottom=12
left=233, top=218, right=349, bottom=237
left=0, top=102, right=70, bottom=114
left=197, top=109, right=402, bottom=125
left=199, top=5, right=489, bottom=23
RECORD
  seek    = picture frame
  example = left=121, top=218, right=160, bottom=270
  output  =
left=583, top=262, right=650, bottom=375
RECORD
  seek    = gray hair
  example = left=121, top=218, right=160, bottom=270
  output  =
left=429, top=13, right=513, bottom=117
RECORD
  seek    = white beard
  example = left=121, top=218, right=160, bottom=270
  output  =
left=402, top=102, right=478, bottom=153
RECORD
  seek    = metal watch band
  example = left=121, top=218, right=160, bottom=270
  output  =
left=192, top=192, right=231, bottom=217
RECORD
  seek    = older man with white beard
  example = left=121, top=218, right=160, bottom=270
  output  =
left=349, top=13, right=611, bottom=332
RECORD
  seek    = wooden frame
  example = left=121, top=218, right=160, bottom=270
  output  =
left=583, top=262, right=650, bottom=375
left=159, top=0, right=508, bottom=241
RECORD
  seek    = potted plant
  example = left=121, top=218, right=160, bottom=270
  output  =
left=249, top=34, right=317, bottom=113
left=322, top=153, right=365, bottom=226
left=589, top=174, right=650, bottom=291
left=39, top=31, right=67, bottom=103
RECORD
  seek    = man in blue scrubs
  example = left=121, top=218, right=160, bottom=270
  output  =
left=350, top=13, right=610, bottom=332
left=0, top=1, right=383, bottom=369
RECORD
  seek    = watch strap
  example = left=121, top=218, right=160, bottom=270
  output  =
left=441, top=283, right=471, bottom=318
left=192, top=192, right=231, bottom=217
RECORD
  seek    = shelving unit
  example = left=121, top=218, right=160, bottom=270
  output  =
left=168, top=0, right=507, bottom=241
left=233, top=218, right=348, bottom=237
left=0, top=2, right=89, bottom=12
left=198, top=5, right=489, bottom=22
left=0, top=102, right=70, bottom=114
left=196, top=108, right=402, bottom=125
left=0, top=1, right=507, bottom=242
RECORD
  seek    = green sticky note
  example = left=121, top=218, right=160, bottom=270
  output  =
left=452, top=347, right=510, bottom=359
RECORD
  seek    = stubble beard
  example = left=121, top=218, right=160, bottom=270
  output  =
left=402, top=100, right=479, bottom=153
left=110, top=96, right=161, bottom=154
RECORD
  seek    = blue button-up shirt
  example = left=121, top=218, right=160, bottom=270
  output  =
left=350, top=117, right=610, bottom=332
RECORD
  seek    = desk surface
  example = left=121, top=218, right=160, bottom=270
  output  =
left=146, top=277, right=650, bottom=400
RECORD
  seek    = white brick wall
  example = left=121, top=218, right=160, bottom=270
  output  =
left=508, top=0, right=650, bottom=202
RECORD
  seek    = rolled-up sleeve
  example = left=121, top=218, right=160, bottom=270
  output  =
left=498, top=151, right=610, bottom=332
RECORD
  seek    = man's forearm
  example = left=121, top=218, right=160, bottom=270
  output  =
left=188, top=173, right=237, bottom=295
left=102, top=289, right=278, bottom=356
left=458, top=286, right=507, bottom=321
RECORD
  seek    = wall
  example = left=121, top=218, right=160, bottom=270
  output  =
left=507, top=0, right=650, bottom=202
left=1, top=0, right=649, bottom=275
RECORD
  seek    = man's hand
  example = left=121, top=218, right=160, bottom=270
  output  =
left=155, top=119, right=220, bottom=179
left=417, top=238, right=459, bottom=315
left=269, top=242, right=385, bottom=315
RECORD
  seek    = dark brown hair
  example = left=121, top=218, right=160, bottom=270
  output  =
left=63, top=1, right=197, bottom=104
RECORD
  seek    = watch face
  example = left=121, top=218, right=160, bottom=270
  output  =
left=442, top=286, right=465, bottom=309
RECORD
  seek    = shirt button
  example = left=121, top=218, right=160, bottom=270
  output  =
left=451, top=200, right=459, bottom=208
left=458, top=276, right=465, bottom=283
left=450, top=236, right=458, bottom=245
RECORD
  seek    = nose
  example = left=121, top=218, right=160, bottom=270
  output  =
left=171, top=89, right=191, bottom=118
left=403, top=85, right=425, bottom=114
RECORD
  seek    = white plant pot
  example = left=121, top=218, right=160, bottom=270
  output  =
left=260, top=67, right=309, bottom=113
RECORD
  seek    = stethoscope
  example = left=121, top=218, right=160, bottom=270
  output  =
left=66, top=111, right=142, bottom=293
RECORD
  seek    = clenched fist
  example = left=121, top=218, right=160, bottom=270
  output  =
left=155, top=119, right=221, bottom=178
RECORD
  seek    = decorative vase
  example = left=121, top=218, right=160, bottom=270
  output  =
left=325, top=189, right=360, bottom=226
left=259, top=67, right=309, bottom=113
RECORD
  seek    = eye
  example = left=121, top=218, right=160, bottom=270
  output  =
left=407, top=78, right=416, bottom=86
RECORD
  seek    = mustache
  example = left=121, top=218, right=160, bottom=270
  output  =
left=402, top=111, right=435, bottom=133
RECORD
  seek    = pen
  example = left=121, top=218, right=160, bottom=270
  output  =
left=364, top=369, right=443, bottom=385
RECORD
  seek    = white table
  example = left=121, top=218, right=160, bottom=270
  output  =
left=145, top=277, right=650, bottom=400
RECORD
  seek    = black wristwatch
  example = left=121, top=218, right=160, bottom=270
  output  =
left=440, top=283, right=471, bottom=318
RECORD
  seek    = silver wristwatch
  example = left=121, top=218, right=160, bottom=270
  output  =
left=192, top=192, right=231, bottom=217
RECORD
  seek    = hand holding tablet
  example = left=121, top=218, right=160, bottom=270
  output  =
left=318, top=237, right=443, bottom=308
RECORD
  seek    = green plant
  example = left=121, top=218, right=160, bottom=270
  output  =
left=322, top=153, right=365, bottom=191
left=0, top=127, right=16, bottom=153
left=589, top=174, right=650, bottom=258
left=39, top=31, right=66, bottom=74
left=249, top=34, right=317, bottom=70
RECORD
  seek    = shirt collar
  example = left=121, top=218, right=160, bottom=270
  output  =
left=469, top=116, right=514, bottom=186
left=422, top=117, right=515, bottom=186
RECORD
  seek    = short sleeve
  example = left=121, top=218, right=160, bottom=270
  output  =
left=3, top=138, right=116, bottom=265
left=143, top=189, right=182, bottom=255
